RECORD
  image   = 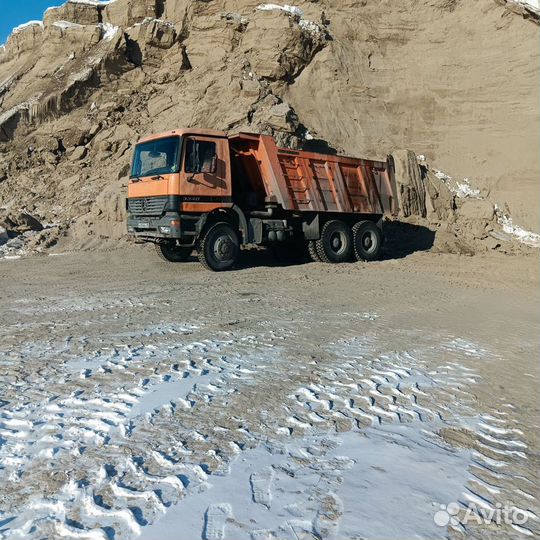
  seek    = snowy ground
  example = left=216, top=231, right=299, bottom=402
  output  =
left=0, top=248, right=538, bottom=540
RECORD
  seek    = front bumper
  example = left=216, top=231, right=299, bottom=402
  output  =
left=127, top=212, right=183, bottom=239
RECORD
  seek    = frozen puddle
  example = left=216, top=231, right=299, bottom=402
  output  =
left=139, top=423, right=471, bottom=540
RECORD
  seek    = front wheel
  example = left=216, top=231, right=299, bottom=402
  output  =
left=197, top=222, right=239, bottom=271
left=352, top=221, right=382, bottom=261
left=155, top=242, right=192, bottom=262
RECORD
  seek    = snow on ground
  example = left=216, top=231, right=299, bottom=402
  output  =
left=139, top=425, right=471, bottom=540
left=0, top=285, right=536, bottom=540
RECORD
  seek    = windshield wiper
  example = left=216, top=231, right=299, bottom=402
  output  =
left=131, top=176, right=142, bottom=183
left=151, top=174, right=165, bottom=180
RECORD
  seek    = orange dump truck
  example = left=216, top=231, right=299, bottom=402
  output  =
left=127, top=129, right=397, bottom=271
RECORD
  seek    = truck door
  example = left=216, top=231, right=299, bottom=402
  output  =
left=181, top=136, right=232, bottom=211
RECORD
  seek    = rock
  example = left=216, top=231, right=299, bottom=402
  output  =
left=44, top=2, right=102, bottom=26
left=0, top=226, right=8, bottom=245
left=70, top=146, right=88, bottom=161
left=4, top=212, right=43, bottom=233
left=391, top=149, right=426, bottom=218
left=268, top=102, right=297, bottom=131
left=484, top=236, right=501, bottom=250
left=59, top=128, right=88, bottom=148
left=104, top=0, right=159, bottom=27
left=426, top=171, right=455, bottom=221
left=241, top=79, right=261, bottom=99
left=241, top=8, right=326, bottom=81
left=35, top=135, right=61, bottom=153
left=458, top=199, right=495, bottom=221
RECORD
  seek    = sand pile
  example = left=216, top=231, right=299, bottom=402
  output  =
left=0, top=0, right=538, bottom=257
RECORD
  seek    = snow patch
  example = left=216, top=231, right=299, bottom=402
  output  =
left=140, top=425, right=472, bottom=540
left=53, top=20, right=84, bottom=30
left=514, top=0, right=540, bottom=10
left=495, top=206, right=540, bottom=248
left=434, top=170, right=481, bottom=199
left=136, top=17, right=176, bottom=28
left=12, top=21, right=44, bottom=33
left=68, top=0, right=117, bottom=5
left=257, top=3, right=303, bottom=17
left=99, top=22, right=119, bottom=41
left=256, top=3, right=324, bottom=36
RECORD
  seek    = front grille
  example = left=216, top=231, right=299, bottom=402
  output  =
left=128, top=196, right=168, bottom=216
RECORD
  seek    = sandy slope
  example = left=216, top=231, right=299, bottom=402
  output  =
left=0, top=248, right=538, bottom=539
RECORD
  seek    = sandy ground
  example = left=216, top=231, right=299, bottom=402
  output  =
left=0, top=247, right=538, bottom=540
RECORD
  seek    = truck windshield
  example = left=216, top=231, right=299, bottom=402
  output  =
left=131, top=136, right=182, bottom=178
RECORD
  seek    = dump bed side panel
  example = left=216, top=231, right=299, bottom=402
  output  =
left=231, top=133, right=397, bottom=216
left=274, top=149, right=396, bottom=215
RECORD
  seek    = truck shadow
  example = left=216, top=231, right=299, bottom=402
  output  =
left=236, top=222, right=435, bottom=269
left=380, top=221, right=436, bottom=260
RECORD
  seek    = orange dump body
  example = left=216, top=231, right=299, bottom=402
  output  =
left=230, top=133, right=397, bottom=216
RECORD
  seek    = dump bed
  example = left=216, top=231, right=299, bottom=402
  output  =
left=230, top=133, right=397, bottom=215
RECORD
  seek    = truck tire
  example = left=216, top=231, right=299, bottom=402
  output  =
left=155, top=242, right=192, bottom=262
left=352, top=221, right=382, bottom=261
left=315, top=220, right=353, bottom=263
left=308, top=240, right=322, bottom=262
left=197, top=222, right=239, bottom=272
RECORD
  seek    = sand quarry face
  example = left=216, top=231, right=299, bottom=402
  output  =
left=0, top=0, right=538, bottom=253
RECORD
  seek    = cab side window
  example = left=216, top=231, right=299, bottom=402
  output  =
left=185, top=139, right=217, bottom=174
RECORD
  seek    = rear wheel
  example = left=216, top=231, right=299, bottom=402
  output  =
left=315, top=220, right=353, bottom=263
left=197, top=222, right=239, bottom=272
left=352, top=221, right=382, bottom=261
left=155, top=241, right=192, bottom=262
left=308, top=240, right=322, bottom=262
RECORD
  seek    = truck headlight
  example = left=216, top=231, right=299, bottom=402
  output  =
left=159, top=226, right=171, bottom=234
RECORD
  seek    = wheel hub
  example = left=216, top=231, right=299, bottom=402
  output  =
left=214, top=235, right=233, bottom=260
left=362, top=232, right=374, bottom=250
left=330, top=232, right=343, bottom=253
